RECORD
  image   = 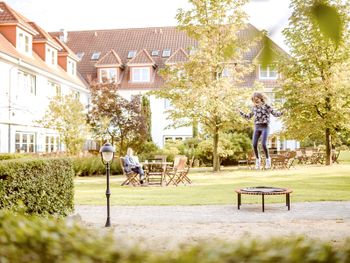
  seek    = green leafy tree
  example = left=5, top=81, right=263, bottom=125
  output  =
left=153, top=0, right=254, bottom=171
left=278, top=0, right=350, bottom=165
left=87, top=83, right=148, bottom=156
left=39, top=95, right=88, bottom=155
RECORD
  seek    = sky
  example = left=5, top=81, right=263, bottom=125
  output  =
left=6, top=0, right=292, bottom=51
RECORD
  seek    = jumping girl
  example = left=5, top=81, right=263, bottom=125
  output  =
left=238, top=92, right=283, bottom=169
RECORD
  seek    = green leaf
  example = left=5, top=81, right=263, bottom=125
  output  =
left=311, top=3, right=343, bottom=45
left=260, top=34, right=273, bottom=67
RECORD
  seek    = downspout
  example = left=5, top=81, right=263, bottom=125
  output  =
left=8, top=59, right=21, bottom=153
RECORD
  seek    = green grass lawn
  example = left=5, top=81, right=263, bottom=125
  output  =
left=75, top=163, right=350, bottom=206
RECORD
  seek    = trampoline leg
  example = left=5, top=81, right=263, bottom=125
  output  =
left=262, top=194, right=265, bottom=212
left=238, top=193, right=241, bottom=210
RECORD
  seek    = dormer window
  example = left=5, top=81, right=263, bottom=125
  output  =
left=100, top=68, right=117, bottom=83
left=162, top=48, right=171, bottom=57
left=151, top=50, right=159, bottom=56
left=17, top=29, right=32, bottom=55
left=76, top=52, right=85, bottom=60
left=67, top=59, right=76, bottom=75
left=131, top=67, right=150, bottom=83
left=91, top=52, right=101, bottom=60
left=259, top=65, right=278, bottom=80
left=46, top=47, right=57, bottom=66
left=128, top=50, right=137, bottom=59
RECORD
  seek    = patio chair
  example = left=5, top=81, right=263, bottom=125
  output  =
left=285, top=151, right=297, bottom=169
left=332, top=150, right=340, bottom=164
left=175, top=156, right=193, bottom=185
left=166, top=157, right=187, bottom=186
left=120, top=157, right=140, bottom=186
left=154, top=155, right=167, bottom=162
left=145, top=161, right=165, bottom=186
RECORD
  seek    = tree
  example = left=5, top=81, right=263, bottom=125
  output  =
left=39, top=95, right=88, bottom=155
left=153, top=0, right=255, bottom=171
left=278, top=0, right=350, bottom=165
left=87, top=83, right=149, bottom=156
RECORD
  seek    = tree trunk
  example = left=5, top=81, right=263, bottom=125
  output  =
left=192, top=119, right=198, bottom=138
left=213, top=126, right=220, bottom=172
left=325, top=128, right=332, bottom=165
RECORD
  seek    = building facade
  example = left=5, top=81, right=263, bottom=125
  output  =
left=62, top=26, right=298, bottom=150
left=0, top=2, right=89, bottom=153
left=0, top=2, right=298, bottom=153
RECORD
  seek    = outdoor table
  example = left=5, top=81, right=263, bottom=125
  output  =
left=235, top=186, right=292, bottom=212
left=142, top=161, right=173, bottom=186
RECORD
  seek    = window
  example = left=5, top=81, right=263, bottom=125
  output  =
left=24, top=35, right=29, bottom=53
left=151, top=50, right=159, bottom=56
left=45, top=135, right=59, bottom=152
left=131, top=67, right=150, bottom=82
left=51, top=50, right=55, bottom=65
left=18, top=70, right=36, bottom=95
left=76, top=52, right=85, bottom=60
left=15, top=132, right=35, bottom=153
left=91, top=52, right=101, bottom=60
left=73, top=90, right=80, bottom=100
left=164, top=99, right=171, bottom=109
left=259, top=65, right=278, bottom=80
left=46, top=47, right=56, bottom=65
left=48, top=81, right=61, bottom=96
left=127, top=50, right=137, bottom=59
left=68, top=60, right=75, bottom=75
left=100, top=68, right=117, bottom=83
left=17, top=32, right=31, bottom=54
left=162, top=48, right=171, bottom=57
left=189, top=48, right=197, bottom=56
left=222, top=68, right=231, bottom=78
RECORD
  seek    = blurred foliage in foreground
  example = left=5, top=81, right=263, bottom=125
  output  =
left=0, top=210, right=349, bottom=263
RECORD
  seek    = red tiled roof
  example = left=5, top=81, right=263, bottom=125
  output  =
left=52, top=35, right=80, bottom=61
left=0, top=2, right=37, bottom=34
left=0, top=32, right=87, bottom=88
left=128, top=49, right=155, bottom=65
left=58, top=24, right=286, bottom=89
left=165, top=48, right=188, bottom=64
left=95, top=49, right=122, bottom=66
left=28, top=22, right=61, bottom=49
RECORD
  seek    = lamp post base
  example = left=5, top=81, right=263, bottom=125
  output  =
left=105, top=217, right=111, bottom=227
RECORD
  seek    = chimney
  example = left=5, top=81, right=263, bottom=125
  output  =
left=154, top=28, right=157, bottom=34
left=159, top=28, right=163, bottom=34
left=59, top=28, right=68, bottom=42
left=94, top=31, right=98, bottom=37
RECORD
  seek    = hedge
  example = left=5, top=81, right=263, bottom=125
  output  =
left=0, top=153, right=27, bottom=161
left=0, top=158, right=74, bottom=216
left=0, top=210, right=349, bottom=263
left=71, top=156, right=122, bottom=176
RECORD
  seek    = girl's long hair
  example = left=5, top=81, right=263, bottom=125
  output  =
left=251, top=92, right=267, bottom=104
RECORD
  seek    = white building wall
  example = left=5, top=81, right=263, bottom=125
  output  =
left=0, top=55, right=89, bottom=153
left=118, top=89, right=192, bottom=148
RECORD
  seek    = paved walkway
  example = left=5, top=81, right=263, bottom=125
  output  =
left=74, top=201, right=350, bottom=250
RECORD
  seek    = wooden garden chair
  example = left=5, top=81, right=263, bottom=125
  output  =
left=285, top=151, right=297, bottom=169
left=120, top=157, right=140, bottom=186
left=175, top=156, right=193, bottom=185
left=166, top=157, right=187, bottom=186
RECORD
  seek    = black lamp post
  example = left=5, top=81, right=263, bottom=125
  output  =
left=100, top=142, right=115, bottom=227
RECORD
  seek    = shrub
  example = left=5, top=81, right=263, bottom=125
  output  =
left=0, top=158, right=74, bottom=216
left=0, top=210, right=140, bottom=263
left=0, top=153, right=27, bottom=161
left=71, top=155, right=122, bottom=176
left=0, top=210, right=349, bottom=263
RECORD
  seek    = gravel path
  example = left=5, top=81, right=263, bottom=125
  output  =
left=74, top=201, right=350, bottom=250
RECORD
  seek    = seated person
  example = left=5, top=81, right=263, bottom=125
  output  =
left=124, top=147, right=145, bottom=184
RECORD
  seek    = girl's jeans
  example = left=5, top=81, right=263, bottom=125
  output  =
left=252, top=124, right=270, bottom=159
